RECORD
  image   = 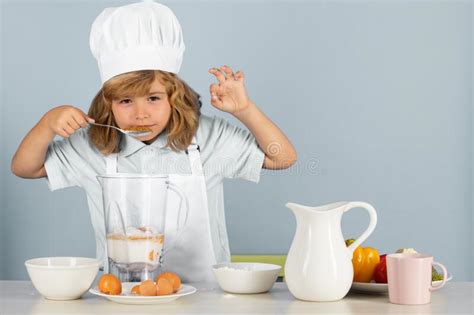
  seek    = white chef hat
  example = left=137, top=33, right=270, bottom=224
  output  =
left=89, top=0, right=185, bottom=84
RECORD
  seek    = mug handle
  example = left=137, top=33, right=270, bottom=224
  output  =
left=162, top=182, right=190, bottom=254
left=345, top=202, right=378, bottom=255
left=430, top=262, right=448, bottom=291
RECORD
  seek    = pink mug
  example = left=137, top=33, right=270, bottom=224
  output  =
left=386, top=253, right=448, bottom=305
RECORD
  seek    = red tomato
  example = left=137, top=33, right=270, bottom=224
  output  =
left=373, top=254, right=388, bottom=283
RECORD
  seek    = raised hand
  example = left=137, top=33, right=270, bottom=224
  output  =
left=208, top=65, right=250, bottom=114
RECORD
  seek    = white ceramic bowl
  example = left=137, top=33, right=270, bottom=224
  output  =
left=25, top=257, right=101, bottom=300
left=212, top=262, right=281, bottom=294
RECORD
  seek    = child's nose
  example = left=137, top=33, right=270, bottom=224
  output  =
left=134, top=102, right=150, bottom=120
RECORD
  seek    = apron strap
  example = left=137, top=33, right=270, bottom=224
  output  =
left=105, top=154, right=118, bottom=174
left=105, top=136, right=203, bottom=176
left=186, top=136, right=204, bottom=176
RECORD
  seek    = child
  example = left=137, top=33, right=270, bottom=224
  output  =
left=11, top=1, right=296, bottom=283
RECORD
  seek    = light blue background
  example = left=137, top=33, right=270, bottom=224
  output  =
left=1, top=0, right=472, bottom=280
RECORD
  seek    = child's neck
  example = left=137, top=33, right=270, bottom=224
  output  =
left=142, top=135, right=159, bottom=145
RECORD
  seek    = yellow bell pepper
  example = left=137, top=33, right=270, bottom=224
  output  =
left=346, top=239, right=380, bottom=283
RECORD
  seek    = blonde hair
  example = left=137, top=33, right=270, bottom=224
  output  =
left=88, top=70, right=201, bottom=155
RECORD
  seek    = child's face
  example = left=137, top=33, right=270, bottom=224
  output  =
left=111, top=79, right=171, bottom=143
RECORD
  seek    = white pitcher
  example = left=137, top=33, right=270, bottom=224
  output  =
left=285, top=201, right=377, bottom=301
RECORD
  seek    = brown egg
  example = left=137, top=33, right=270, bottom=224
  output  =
left=157, top=272, right=181, bottom=293
left=155, top=278, right=174, bottom=296
left=139, top=279, right=157, bottom=296
left=98, top=274, right=122, bottom=295
left=131, top=284, right=140, bottom=295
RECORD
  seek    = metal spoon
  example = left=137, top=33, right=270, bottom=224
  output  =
left=89, top=122, right=152, bottom=137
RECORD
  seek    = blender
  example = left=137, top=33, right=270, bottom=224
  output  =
left=98, top=174, right=189, bottom=282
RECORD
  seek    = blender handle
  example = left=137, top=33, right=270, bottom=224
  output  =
left=163, top=182, right=189, bottom=254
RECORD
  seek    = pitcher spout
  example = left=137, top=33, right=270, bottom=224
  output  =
left=286, top=202, right=304, bottom=213
left=285, top=202, right=316, bottom=218
left=286, top=202, right=347, bottom=213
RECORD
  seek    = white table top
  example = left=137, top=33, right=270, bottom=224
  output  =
left=1, top=281, right=473, bottom=315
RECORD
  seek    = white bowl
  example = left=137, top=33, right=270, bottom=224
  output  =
left=25, top=257, right=101, bottom=300
left=212, top=262, right=281, bottom=294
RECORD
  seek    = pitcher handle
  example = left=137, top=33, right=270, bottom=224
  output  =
left=162, top=182, right=189, bottom=254
left=345, top=202, right=378, bottom=255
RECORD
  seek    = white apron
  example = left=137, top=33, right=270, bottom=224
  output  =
left=103, top=139, right=217, bottom=283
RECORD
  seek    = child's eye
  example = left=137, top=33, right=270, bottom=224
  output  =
left=119, top=99, right=132, bottom=104
left=149, top=96, right=160, bottom=102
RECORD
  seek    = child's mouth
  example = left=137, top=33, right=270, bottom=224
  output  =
left=126, top=125, right=155, bottom=132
